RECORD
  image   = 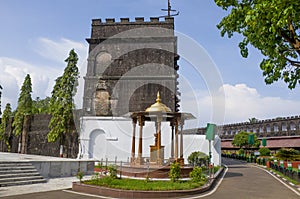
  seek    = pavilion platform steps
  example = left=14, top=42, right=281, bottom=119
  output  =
left=0, top=161, right=46, bottom=187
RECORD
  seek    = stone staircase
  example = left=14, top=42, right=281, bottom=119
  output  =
left=0, top=161, right=46, bottom=187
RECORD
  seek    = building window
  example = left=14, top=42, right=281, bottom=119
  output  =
left=290, top=122, right=296, bottom=131
left=273, top=124, right=279, bottom=132
left=282, top=123, right=287, bottom=131
left=266, top=125, right=271, bottom=133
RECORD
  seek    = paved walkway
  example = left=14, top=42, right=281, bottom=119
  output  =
left=201, top=158, right=300, bottom=199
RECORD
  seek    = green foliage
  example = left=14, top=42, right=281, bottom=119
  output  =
left=187, top=151, right=209, bottom=166
left=214, top=0, right=300, bottom=89
left=169, top=162, right=181, bottom=182
left=32, top=97, right=50, bottom=114
left=189, top=167, right=206, bottom=182
left=108, top=165, right=117, bottom=179
left=232, top=131, right=260, bottom=148
left=259, top=147, right=271, bottom=156
left=77, top=171, right=84, bottom=183
left=275, top=148, right=300, bottom=161
left=0, top=103, right=12, bottom=151
left=12, top=74, right=32, bottom=136
left=48, top=49, right=79, bottom=143
left=238, top=148, right=245, bottom=155
left=0, top=85, right=2, bottom=115
left=85, top=177, right=206, bottom=191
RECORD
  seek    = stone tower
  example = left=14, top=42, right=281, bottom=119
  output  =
left=82, top=17, right=180, bottom=116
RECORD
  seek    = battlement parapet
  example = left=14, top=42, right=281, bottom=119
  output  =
left=91, top=17, right=174, bottom=25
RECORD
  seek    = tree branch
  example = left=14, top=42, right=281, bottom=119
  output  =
left=283, top=56, right=300, bottom=67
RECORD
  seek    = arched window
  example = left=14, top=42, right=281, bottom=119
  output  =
left=259, top=126, right=264, bottom=133
left=282, top=122, right=287, bottom=131
left=273, top=124, right=279, bottom=132
left=290, top=122, right=296, bottom=131
left=266, top=124, right=271, bottom=133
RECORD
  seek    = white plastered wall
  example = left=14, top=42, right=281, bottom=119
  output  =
left=78, top=116, right=221, bottom=166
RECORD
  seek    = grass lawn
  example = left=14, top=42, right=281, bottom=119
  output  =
left=84, top=177, right=207, bottom=191
left=268, top=168, right=299, bottom=185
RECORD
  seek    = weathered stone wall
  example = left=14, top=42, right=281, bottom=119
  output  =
left=0, top=114, right=79, bottom=158
left=83, top=17, right=180, bottom=116
left=184, top=115, right=300, bottom=139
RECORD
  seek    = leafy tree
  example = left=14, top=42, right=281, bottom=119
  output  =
left=48, top=49, right=79, bottom=144
left=32, top=97, right=51, bottom=114
left=214, top=0, right=300, bottom=89
left=275, top=148, right=300, bottom=161
left=12, top=74, right=32, bottom=136
left=258, top=147, right=271, bottom=156
left=187, top=151, right=209, bottom=167
left=0, top=85, right=2, bottom=115
left=232, top=131, right=260, bottom=148
left=0, top=103, right=12, bottom=151
left=248, top=117, right=259, bottom=123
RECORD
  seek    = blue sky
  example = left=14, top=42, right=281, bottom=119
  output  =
left=0, top=0, right=299, bottom=126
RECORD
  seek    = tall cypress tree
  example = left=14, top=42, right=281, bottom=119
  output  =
left=12, top=74, right=33, bottom=136
left=48, top=49, right=79, bottom=146
left=0, top=85, right=2, bottom=115
left=0, top=103, right=12, bottom=151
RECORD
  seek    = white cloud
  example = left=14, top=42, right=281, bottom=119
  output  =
left=179, top=83, right=300, bottom=127
left=0, top=38, right=87, bottom=111
left=35, top=38, right=87, bottom=64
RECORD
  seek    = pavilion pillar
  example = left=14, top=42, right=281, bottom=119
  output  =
left=131, top=118, right=137, bottom=164
left=175, top=119, right=179, bottom=161
left=137, top=115, right=145, bottom=165
left=156, top=115, right=162, bottom=165
left=170, top=121, right=175, bottom=160
left=179, top=120, right=184, bottom=166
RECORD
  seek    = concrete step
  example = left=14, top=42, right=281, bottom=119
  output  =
left=0, top=161, right=46, bottom=187
left=0, top=175, right=44, bottom=183
left=0, top=162, right=33, bottom=166
left=0, top=166, right=36, bottom=171
left=0, top=172, right=41, bottom=179
left=0, top=169, right=38, bottom=175
left=0, top=178, right=47, bottom=187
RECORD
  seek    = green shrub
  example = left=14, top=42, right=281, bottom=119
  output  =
left=275, top=148, right=300, bottom=161
left=187, top=151, right=209, bottom=167
left=238, top=148, right=245, bottom=155
left=259, top=147, right=271, bottom=156
left=77, top=171, right=84, bottom=183
left=189, top=167, right=206, bottom=182
left=108, top=165, right=117, bottom=178
left=169, top=162, right=181, bottom=182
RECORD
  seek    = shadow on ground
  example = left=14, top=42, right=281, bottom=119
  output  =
left=223, top=172, right=243, bottom=178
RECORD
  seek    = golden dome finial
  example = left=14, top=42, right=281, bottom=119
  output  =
left=145, top=91, right=171, bottom=112
left=156, top=91, right=161, bottom=103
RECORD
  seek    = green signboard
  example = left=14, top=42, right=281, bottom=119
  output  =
left=206, top=123, right=216, bottom=141
left=262, top=138, right=267, bottom=147
left=248, top=134, right=254, bottom=145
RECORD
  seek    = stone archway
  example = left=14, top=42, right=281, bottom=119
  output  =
left=89, top=129, right=107, bottom=159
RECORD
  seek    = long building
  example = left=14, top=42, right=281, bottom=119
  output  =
left=184, top=115, right=300, bottom=150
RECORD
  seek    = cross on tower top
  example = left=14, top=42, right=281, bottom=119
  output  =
left=160, top=0, right=179, bottom=18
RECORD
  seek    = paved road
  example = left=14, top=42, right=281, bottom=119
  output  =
left=202, top=158, right=299, bottom=199
left=2, top=158, right=299, bottom=199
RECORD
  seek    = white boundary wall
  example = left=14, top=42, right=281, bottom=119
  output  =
left=78, top=116, right=221, bottom=166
